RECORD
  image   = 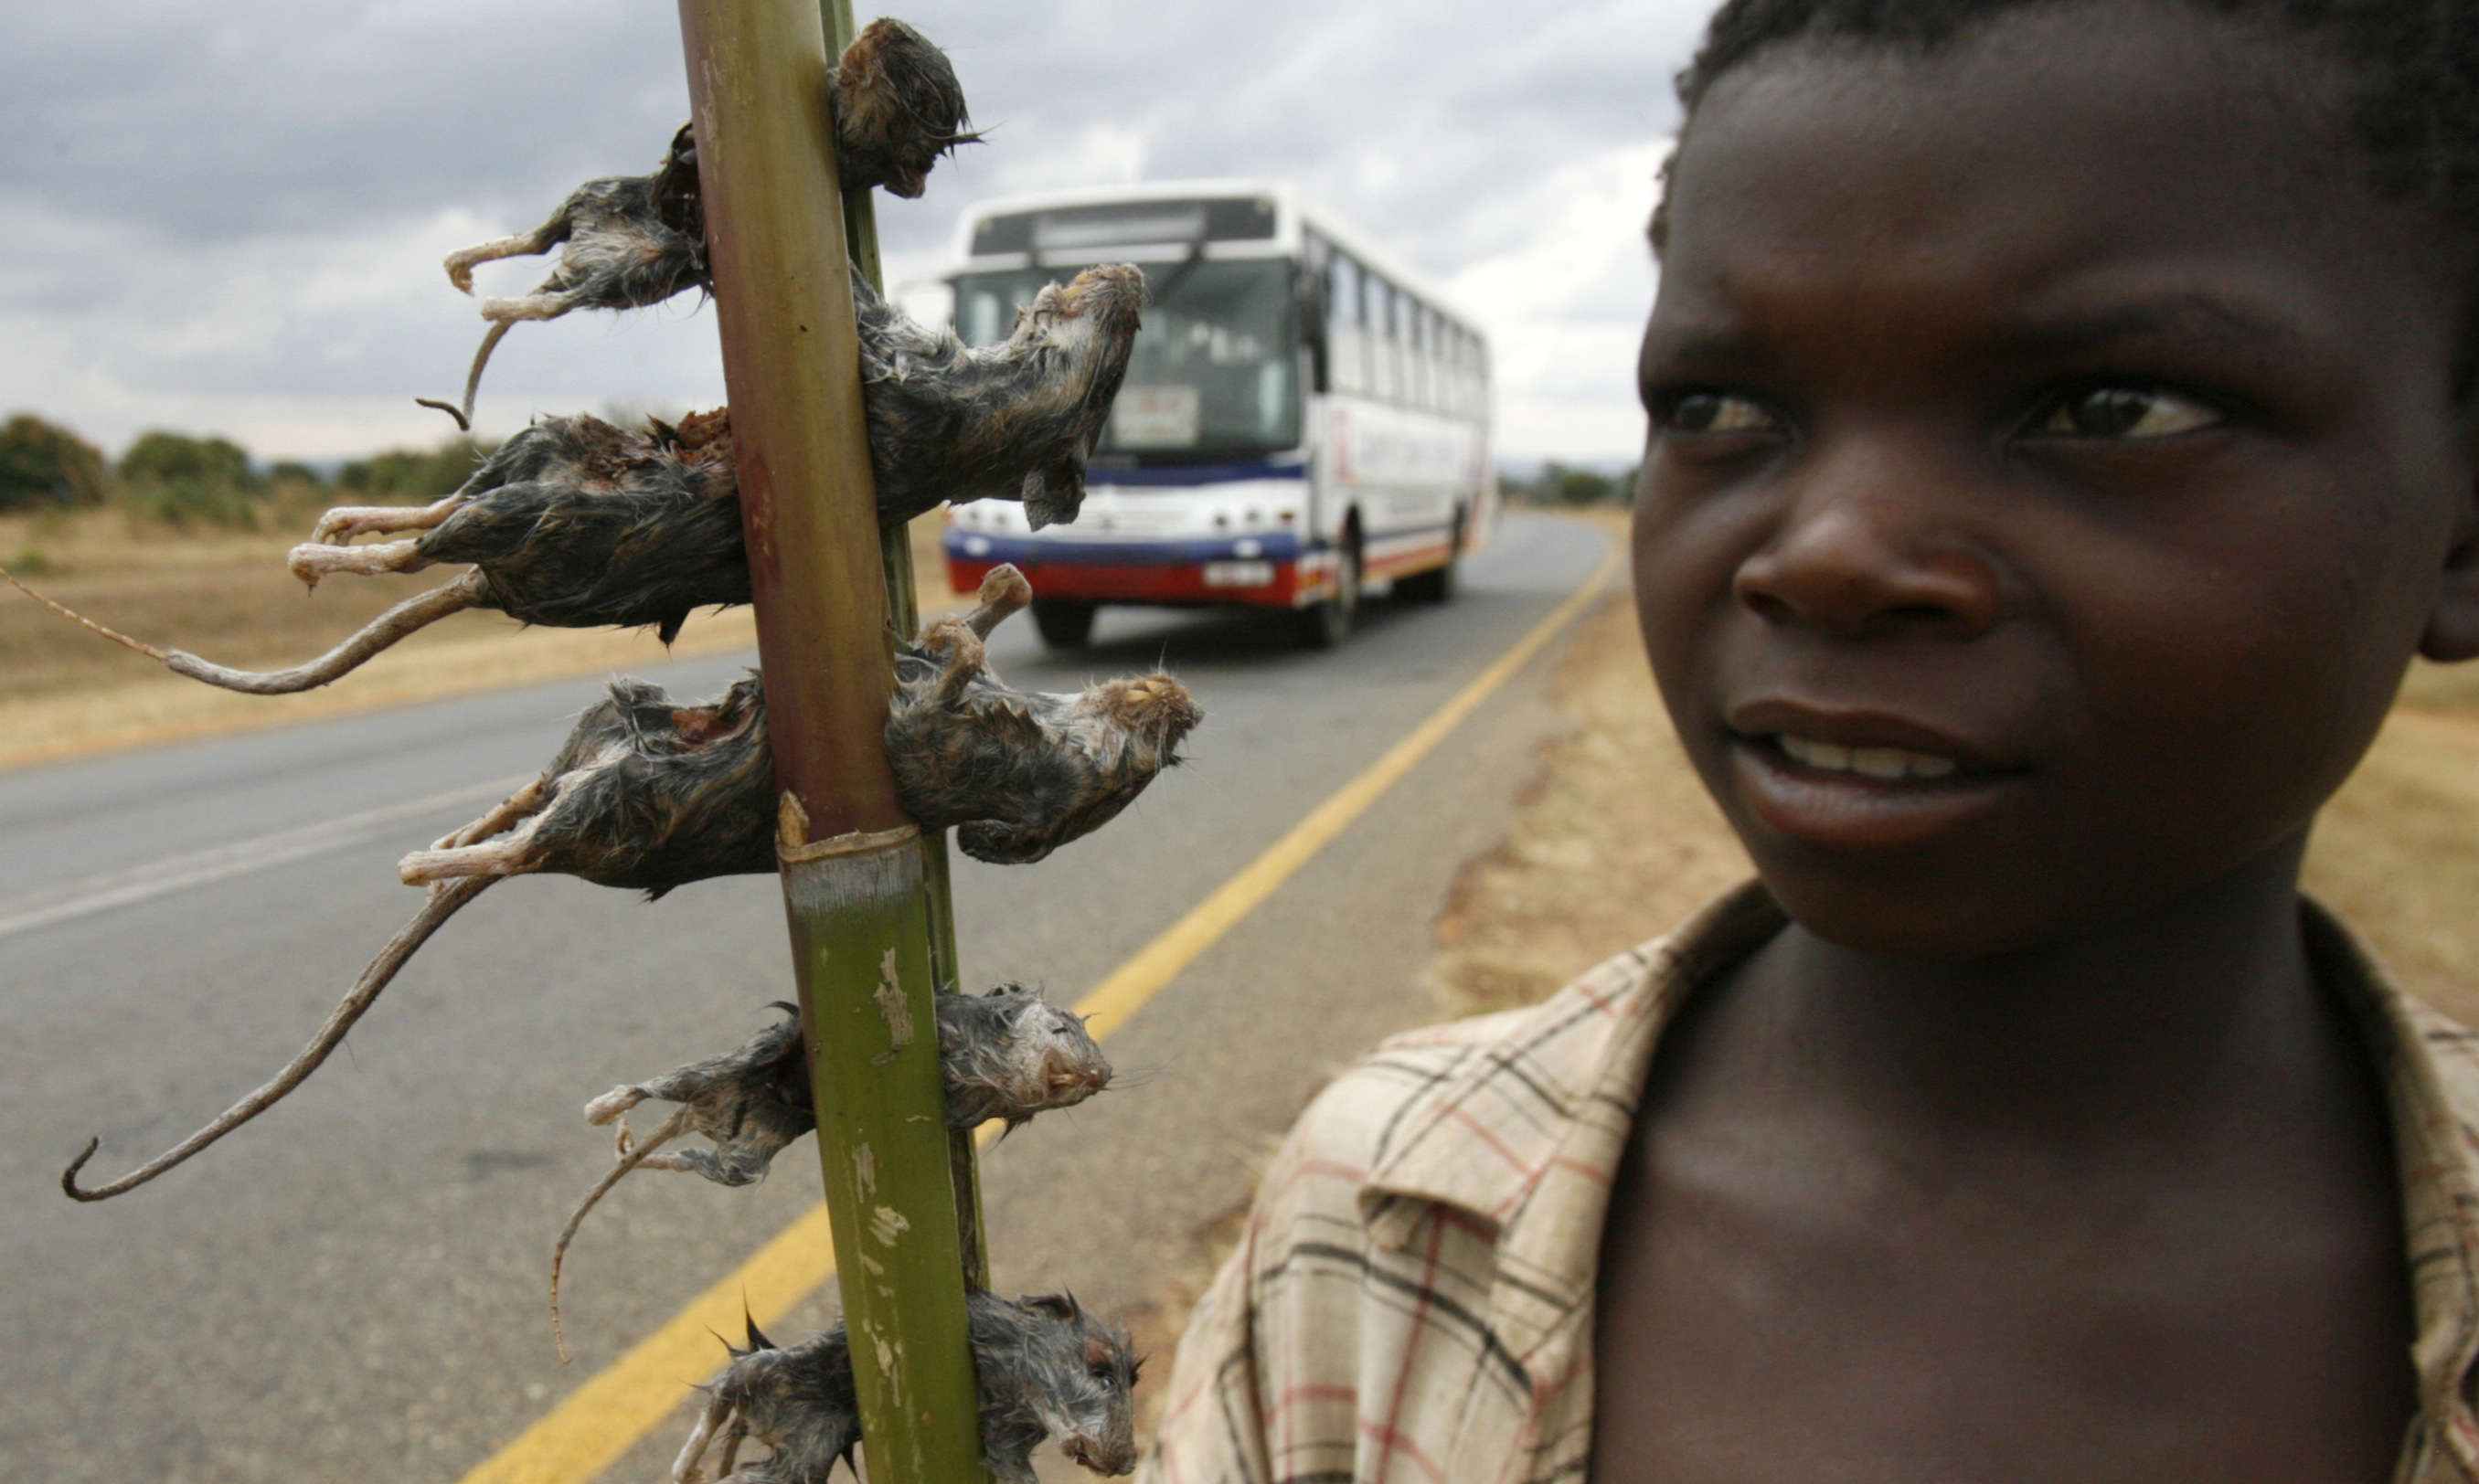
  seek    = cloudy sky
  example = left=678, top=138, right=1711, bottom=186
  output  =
left=2, top=1, right=1700, bottom=469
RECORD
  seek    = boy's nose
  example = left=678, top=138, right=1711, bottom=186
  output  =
left=1731, top=450, right=2004, bottom=640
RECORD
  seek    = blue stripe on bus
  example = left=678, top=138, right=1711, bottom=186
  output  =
left=1080, top=460, right=1309, bottom=488
left=943, top=529, right=1305, bottom=565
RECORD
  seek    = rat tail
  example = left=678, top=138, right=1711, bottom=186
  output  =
left=549, top=1105, right=690, bottom=1363
left=2, top=568, right=175, bottom=663
left=415, top=320, right=514, bottom=433
left=60, top=877, right=495, bottom=1202
left=6, top=566, right=486, bottom=695
left=164, top=573, right=489, bottom=694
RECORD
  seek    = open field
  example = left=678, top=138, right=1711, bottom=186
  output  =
left=0, top=504, right=957, bottom=771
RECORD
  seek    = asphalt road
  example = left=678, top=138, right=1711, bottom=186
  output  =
left=0, top=512, right=1612, bottom=1483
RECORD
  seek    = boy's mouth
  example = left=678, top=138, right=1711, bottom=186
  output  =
left=1718, top=705, right=2027, bottom=850
left=1772, top=733, right=1960, bottom=780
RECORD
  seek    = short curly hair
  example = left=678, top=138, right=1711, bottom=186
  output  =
left=1656, top=0, right=2479, bottom=238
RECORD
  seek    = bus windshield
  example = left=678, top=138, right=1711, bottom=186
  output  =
left=952, top=258, right=1301, bottom=461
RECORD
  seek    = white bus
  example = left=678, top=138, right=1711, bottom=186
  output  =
left=940, top=180, right=1495, bottom=647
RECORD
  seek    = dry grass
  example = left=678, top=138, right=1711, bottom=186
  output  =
left=0, top=504, right=961, bottom=772
left=1422, top=588, right=1754, bottom=1016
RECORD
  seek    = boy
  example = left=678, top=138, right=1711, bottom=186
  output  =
left=1144, top=0, right=2479, bottom=1479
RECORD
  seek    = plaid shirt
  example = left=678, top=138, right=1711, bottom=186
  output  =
left=1144, top=883, right=2479, bottom=1484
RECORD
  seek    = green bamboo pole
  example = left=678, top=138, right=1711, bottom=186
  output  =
left=675, top=4, right=988, bottom=1479
left=813, top=0, right=990, bottom=1289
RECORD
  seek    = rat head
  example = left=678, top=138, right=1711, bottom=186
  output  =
left=1020, top=263, right=1151, bottom=353
left=833, top=16, right=980, bottom=197
left=993, top=989, right=1112, bottom=1109
left=938, top=982, right=1112, bottom=1129
left=1019, top=1293, right=1141, bottom=1476
left=1082, top=673, right=1202, bottom=764
left=1633, top=0, right=2479, bottom=959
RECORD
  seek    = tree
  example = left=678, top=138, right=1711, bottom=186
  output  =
left=336, top=437, right=492, bottom=501
left=0, top=414, right=110, bottom=511
left=117, top=429, right=263, bottom=526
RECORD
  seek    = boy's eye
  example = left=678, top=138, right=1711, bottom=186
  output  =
left=1658, top=390, right=1779, bottom=435
left=2032, top=385, right=2220, bottom=439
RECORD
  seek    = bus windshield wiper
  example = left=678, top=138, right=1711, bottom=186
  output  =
left=1144, top=238, right=1210, bottom=302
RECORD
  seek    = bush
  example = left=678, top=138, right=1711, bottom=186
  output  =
left=0, top=414, right=110, bottom=511
left=115, top=430, right=266, bottom=528
left=336, top=436, right=493, bottom=501
left=1502, top=461, right=1638, bottom=507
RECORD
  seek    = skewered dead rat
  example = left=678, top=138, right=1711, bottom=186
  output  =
left=4, top=264, right=1145, bottom=694
left=549, top=989, right=1108, bottom=1357
left=883, top=563, right=1200, bottom=864
left=0, top=411, right=741, bottom=694
left=426, top=16, right=978, bottom=429
left=399, top=562, right=1198, bottom=887
left=671, top=1294, right=1140, bottom=1484
left=56, top=567, right=1192, bottom=1201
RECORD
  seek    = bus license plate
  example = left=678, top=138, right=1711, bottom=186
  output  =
left=1204, top=561, right=1275, bottom=588
left=1111, top=386, right=1202, bottom=448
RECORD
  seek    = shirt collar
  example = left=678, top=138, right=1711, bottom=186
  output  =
left=2303, top=898, right=2479, bottom=1472
left=1357, top=883, right=1782, bottom=1362
left=1357, top=883, right=2479, bottom=1446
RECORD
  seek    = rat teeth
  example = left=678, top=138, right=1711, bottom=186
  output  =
left=1777, top=734, right=1960, bottom=780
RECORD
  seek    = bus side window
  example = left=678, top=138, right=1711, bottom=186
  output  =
left=1408, top=302, right=1429, bottom=411
left=1361, top=276, right=1386, bottom=403
left=1375, top=281, right=1402, bottom=406
left=1452, top=325, right=1474, bottom=418
left=1326, top=253, right=1364, bottom=397
left=1428, top=303, right=1447, bottom=411
left=1394, top=289, right=1414, bottom=409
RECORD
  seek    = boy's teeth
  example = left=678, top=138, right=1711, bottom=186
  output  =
left=1777, top=734, right=1959, bottom=780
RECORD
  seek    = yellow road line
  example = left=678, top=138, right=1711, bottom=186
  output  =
left=455, top=543, right=1619, bottom=1484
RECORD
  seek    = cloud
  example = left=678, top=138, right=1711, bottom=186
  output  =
left=0, top=0, right=1707, bottom=461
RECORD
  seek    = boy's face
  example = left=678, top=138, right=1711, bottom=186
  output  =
left=1633, top=0, right=2479, bottom=958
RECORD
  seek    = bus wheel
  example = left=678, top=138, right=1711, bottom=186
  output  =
left=1296, top=535, right=1360, bottom=649
left=1031, top=599, right=1097, bottom=649
left=1395, top=509, right=1463, bottom=603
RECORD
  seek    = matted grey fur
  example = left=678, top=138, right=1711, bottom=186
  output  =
left=854, top=261, right=1148, bottom=529
left=887, top=565, right=1203, bottom=863
left=399, top=563, right=1198, bottom=887
left=0, top=410, right=741, bottom=694
left=549, top=988, right=1108, bottom=1357
left=399, top=673, right=777, bottom=896
left=671, top=1292, right=1140, bottom=1484
left=427, top=17, right=979, bottom=429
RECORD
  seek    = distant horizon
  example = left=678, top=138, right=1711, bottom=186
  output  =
left=1, top=405, right=1645, bottom=485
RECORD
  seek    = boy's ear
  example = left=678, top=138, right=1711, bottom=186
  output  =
left=2420, top=470, right=2479, bottom=662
